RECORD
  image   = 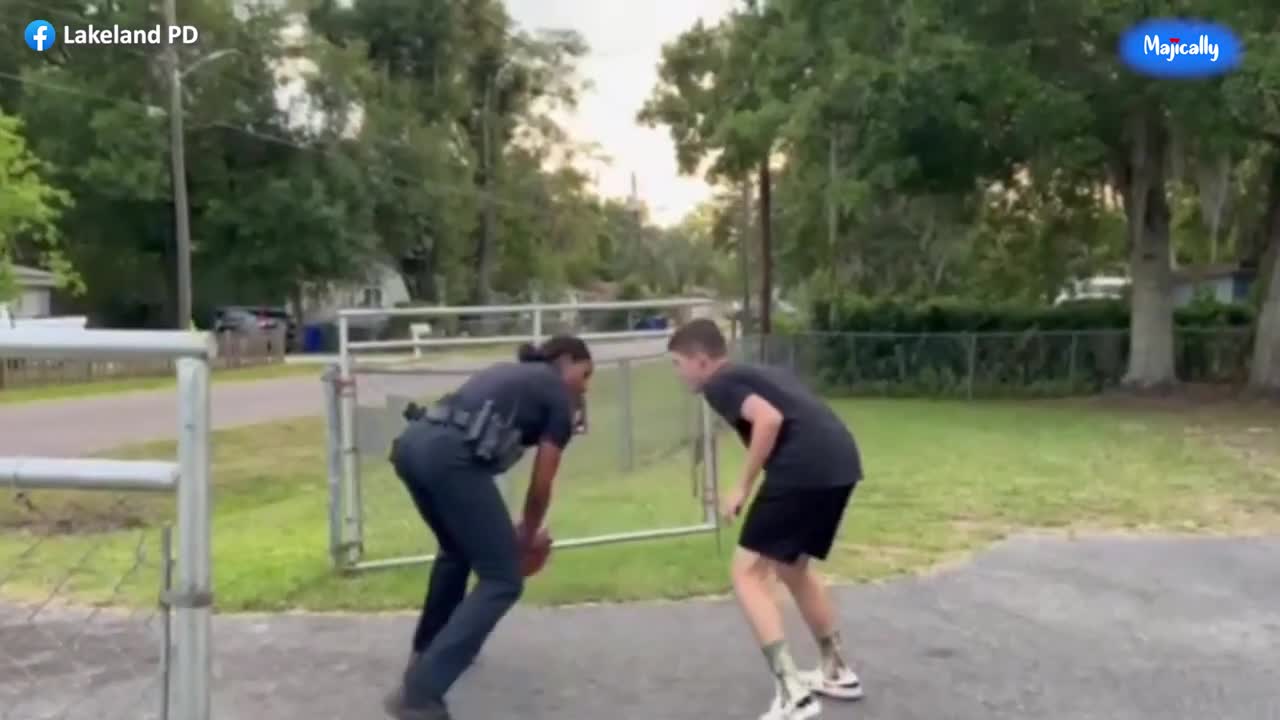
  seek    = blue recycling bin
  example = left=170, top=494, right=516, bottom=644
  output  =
left=302, top=324, right=325, bottom=353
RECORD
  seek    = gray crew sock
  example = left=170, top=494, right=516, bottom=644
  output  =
left=818, top=631, right=850, bottom=677
left=762, top=640, right=807, bottom=700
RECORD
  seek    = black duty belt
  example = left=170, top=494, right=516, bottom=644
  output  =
left=422, top=403, right=475, bottom=429
left=406, top=399, right=524, bottom=472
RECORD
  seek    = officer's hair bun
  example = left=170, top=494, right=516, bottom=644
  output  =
left=516, top=342, right=546, bottom=363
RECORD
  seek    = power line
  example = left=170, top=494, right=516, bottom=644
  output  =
left=8, top=0, right=628, bottom=211
left=4, top=70, right=588, bottom=218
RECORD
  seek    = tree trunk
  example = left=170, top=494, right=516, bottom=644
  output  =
left=1122, top=110, right=1177, bottom=389
left=739, top=180, right=752, bottom=334
left=475, top=91, right=497, bottom=306
left=291, top=285, right=305, bottom=324
left=1250, top=157, right=1280, bottom=391
left=476, top=165, right=496, bottom=305
left=758, top=158, right=772, bottom=335
left=398, top=239, right=440, bottom=303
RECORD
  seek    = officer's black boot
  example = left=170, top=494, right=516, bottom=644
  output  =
left=386, top=653, right=450, bottom=719
left=384, top=670, right=451, bottom=720
left=383, top=692, right=451, bottom=720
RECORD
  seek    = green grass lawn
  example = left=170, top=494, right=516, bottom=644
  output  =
left=2, top=390, right=1277, bottom=611
left=0, top=361, right=321, bottom=405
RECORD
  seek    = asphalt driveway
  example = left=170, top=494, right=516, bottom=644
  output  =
left=3, top=534, right=1278, bottom=719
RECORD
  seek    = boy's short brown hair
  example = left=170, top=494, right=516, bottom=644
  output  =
left=667, top=318, right=728, bottom=358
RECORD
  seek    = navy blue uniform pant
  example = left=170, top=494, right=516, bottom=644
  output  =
left=391, top=424, right=523, bottom=706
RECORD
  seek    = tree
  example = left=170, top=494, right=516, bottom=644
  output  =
left=309, top=0, right=593, bottom=305
left=4, top=1, right=403, bottom=325
left=0, top=111, right=72, bottom=301
left=753, top=0, right=1219, bottom=385
left=1219, top=9, right=1280, bottom=391
left=642, top=4, right=790, bottom=332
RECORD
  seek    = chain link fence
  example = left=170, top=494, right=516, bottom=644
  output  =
left=739, top=328, right=1254, bottom=396
left=0, top=489, right=172, bottom=720
left=328, top=349, right=719, bottom=572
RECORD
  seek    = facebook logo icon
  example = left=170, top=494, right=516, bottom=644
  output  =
left=25, top=20, right=56, bottom=52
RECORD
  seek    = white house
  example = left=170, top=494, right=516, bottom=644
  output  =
left=296, top=260, right=411, bottom=323
left=1054, top=275, right=1130, bottom=304
left=0, top=264, right=87, bottom=329
left=5, top=264, right=57, bottom=318
left=1171, top=263, right=1255, bottom=306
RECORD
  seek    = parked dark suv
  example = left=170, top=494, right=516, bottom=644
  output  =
left=213, top=306, right=297, bottom=350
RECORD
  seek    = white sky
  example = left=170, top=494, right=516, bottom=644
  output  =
left=503, top=1, right=736, bottom=226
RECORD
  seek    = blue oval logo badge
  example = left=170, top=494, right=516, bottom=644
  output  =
left=1119, top=19, right=1241, bottom=78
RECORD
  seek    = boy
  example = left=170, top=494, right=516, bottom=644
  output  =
left=667, top=319, right=864, bottom=720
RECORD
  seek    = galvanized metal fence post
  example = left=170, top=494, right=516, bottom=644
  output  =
left=159, top=525, right=173, bottom=720
left=336, top=315, right=363, bottom=566
left=174, top=356, right=212, bottom=720
left=617, top=358, right=634, bottom=473
left=323, top=365, right=345, bottom=567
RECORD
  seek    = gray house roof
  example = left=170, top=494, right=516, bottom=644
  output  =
left=12, top=264, right=57, bottom=289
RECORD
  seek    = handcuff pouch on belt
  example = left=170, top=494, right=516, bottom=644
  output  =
left=408, top=397, right=523, bottom=472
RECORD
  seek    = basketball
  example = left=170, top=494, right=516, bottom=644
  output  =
left=519, top=527, right=552, bottom=577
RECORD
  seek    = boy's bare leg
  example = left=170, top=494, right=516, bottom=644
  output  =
left=732, top=548, right=809, bottom=703
left=776, top=558, right=861, bottom=696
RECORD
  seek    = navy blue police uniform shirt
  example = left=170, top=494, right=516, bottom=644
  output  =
left=448, top=362, right=576, bottom=450
left=703, top=363, right=861, bottom=490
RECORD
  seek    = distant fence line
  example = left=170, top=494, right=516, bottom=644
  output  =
left=0, top=329, right=286, bottom=390
left=740, top=328, right=1254, bottom=397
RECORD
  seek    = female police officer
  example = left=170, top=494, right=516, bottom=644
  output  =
left=384, top=335, right=593, bottom=720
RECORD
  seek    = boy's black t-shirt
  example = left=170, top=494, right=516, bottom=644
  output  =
left=702, top=363, right=861, bottom=490
left=448, top=362, right=575, bottom=449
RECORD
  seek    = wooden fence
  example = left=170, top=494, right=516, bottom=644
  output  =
left=0, top=329, right=286, bottom=390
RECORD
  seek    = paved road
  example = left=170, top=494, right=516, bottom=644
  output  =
left=3, top=535, right=1279, bottom=720
left=0, top=339, right=667, bottom=455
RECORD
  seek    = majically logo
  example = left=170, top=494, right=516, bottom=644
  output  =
left=1119, top=19, right=1241, bottom=77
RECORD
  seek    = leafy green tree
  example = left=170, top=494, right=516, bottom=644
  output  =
left=642, top=3, right=785, bottom=331
left=1219, top=8, right=1280, bottom=390
left=4, top=1, right=389, bottom=325
left=0, top=111, right=72, bottom=301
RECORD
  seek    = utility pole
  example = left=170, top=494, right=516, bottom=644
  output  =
left=758, top=158, right=773, bottom=335
left=738, top=180, right=752, bottom=335
left=165, top=0, right=192, bottom=330
left=827, top=130, right=838, bottom=251
left=478, top=75, right=497, bottom=306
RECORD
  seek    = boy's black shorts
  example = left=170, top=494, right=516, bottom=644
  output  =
left=738, top=483, right=855, bottom=564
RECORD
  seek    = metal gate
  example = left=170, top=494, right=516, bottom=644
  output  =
left=323, top=299, right=723, bottom=573
left=0, top=329, right=214, bottom=720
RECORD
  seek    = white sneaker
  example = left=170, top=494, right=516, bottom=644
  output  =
left=759, top=690, right=822, bottom=720
left=799, top=667, right=864, bottom=700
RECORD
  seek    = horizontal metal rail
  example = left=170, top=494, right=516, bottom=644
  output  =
left=350, top=329, right=675, bottom=353
left=0, top=457, right=180, bottom=492
left=0, top=328, right=216, bottom=359
left=350, top=351, right=670, bottom=376
left=349, top=522, right=719, bottom=573
left=339, top=297, right=716, bottom=319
